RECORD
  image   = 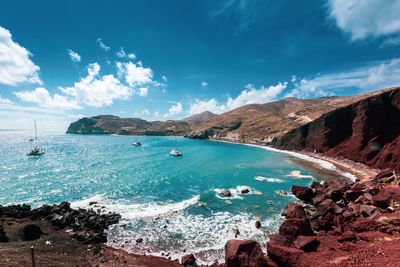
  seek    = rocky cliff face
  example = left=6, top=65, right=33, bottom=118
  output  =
left=186, top=89, right=392, bottom=143
left=273, top=87, right=400, bottom=172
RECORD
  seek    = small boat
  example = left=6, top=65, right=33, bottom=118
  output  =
left=27, top=120, right=45, bottom=156
left=169, top=136, right=182, bottom=156
left=132, top=141, right=142, bottom=146
left=169, top=148, right=182, bottom=157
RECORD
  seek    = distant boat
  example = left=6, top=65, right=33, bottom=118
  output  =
left=27, top=120, right=45, bottom=156
left=169, top=136, right=182, bottom=157
left=132, top=141, right=142, bottom=146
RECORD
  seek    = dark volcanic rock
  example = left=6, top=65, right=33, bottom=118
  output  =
left=225, top=239, right=267, bottom=267
left=291, top=186, right=314, bottom=202
left=21, top=224, right=41, bottom=241
left=221, top=190, right=232, bottom=198
left=0, top=225, right=9, bottom=242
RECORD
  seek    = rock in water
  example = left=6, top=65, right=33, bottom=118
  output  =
left=221, top=190, right=232, bottom=197
left=21, top=224, right=41, bottom=241
left=241, top=188, right=250, bottom=194
left=225, top=239, right=267, bottom=267
left=255, top=220, right=261, bottom=229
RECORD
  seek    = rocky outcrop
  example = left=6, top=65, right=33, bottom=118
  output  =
left=0, top=202, right=120, bottom=244
left=181, top=111, right=216, bottom=125
left=266, top=171, right=400, bottom=267
left=224, top=239, right=268, bottom=267
left=273, top=87, right=400, bottom=172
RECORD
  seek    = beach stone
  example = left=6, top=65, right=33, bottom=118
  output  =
left=181, top=253, right=196, bottom=266
left=267, top=242, right=303, bottom=267
left=221, top=190, right=232, bottom=198
left=291, top=186, right=314, bottom=202
left=225, top=239, right=267, bottom=267
left=21, top=224, right=41, bottom=241
left=281, top=203, right=307, bottom=219
left=255, top=220, right=261, bottom=229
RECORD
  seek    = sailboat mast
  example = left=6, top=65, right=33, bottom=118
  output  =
left=34, top=119, right=38, bottom=147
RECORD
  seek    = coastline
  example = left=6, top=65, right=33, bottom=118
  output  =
left=206, top=138, right=378, bottom=183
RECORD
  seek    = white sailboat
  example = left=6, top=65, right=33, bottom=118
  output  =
left=169, top=136, right=182, bottom=157
left=27, top=120, right=45, bottom=156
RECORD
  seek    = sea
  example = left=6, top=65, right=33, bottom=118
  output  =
left=0, top=132, right=353, bottom=264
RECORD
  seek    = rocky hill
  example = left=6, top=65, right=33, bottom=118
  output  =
left=181, top=111, right=216, bottom=125
left=272, top=87, right=400, bottom=172
left=186, top=88, right=393, bottom=143
left=66, top=112, right=216, bottom=136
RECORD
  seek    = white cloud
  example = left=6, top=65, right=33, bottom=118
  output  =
left=96, top=38, right=111, bottom=51
left=67, top=49, right=81, bottom=62
left=0, top=26, right=42, bottom=86
left=138, top=87, right=148, bottom=96
left=141, top=109, right=150, bottom=116
left=117, top=47, right=136, bottom=59
left=60, top=63, right=132, bottom=107
left=328, top=0, right=400, bottom=40
left=0, top=95, right=12, bottom=104
left=162, top=75, right=167, bottom=82
left=381, top=36, right=400, bottom=48
left=162, top=88, right=166, bottom=93
left=288, top=58, right=400, bottom=98
left=163, top=102, right=183, bottom=118
left=189, top=82, right=287, bottom=115
left=15, top=87, right=81, bottom=110
left=201, top=81, right=208, bottom=87
left=116, top=61, right=153, bottom=87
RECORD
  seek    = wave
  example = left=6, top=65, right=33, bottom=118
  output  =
left=71, top=194, right=199, bottom=219
left=214, top=185, right=261, bottom=200
left=285, top=170, right=313, bottom=179
left=255, top=176, right=284, bottom=183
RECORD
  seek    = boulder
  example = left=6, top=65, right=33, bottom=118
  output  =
left=317, top=199, right=343, bottom=216
left=281, top=203, right=306, bottom=219
left=372, top=187, right=400, bottom=209
left=21, top=224, right=41, bottom=241
left=0, top=225, right=9, bottom=242
left=268, top=234, right=291, bottom=247
left=293, top=235, right=320, bottom=252
left=267, top=242, right=303, bottom=267
left=291, top=186, right=314, bottom=202
left=310, top=181, right=321, bottom=189
left=221, top=190, right=232, bottom=198
left=241, top=188, right=250, bottom=194
left=225, top=239, right=267, bottom=267
left=255, top=220, right=261, bottom=229
left=279, top=218, right=314, bottom=241
left=350, top=217, right=378, bottom=233
left=374, top=168, right=394, bottom=181
left=359, top=205, right=378, bottom=217
left=181, top=254, right=196, bottom=266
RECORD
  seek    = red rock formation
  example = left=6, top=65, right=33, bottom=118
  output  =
left=273, top=87, right=400, bottom=172
left=224, top=239, right=268, bottom=267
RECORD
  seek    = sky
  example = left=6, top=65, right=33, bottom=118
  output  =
left=1, top=0, right=400, bottom=131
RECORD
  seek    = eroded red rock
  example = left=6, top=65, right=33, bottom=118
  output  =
left=291, top=186, right=314, bottom=202
left=281, top=203, right=306, bottom=219
left=225, top=239, right=267, bottom=267
left=267, top=242, right=303, bottom=266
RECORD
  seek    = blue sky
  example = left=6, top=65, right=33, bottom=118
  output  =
left=1, top=0, right=400, bottom=131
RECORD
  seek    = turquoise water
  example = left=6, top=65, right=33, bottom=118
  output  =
left=0, top=132, right=333, bottom=263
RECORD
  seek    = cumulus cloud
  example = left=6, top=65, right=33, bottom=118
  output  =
left=141, top=109, right=150, bottom=116
left=60, top=63, right=132, bottom=107
left=288, top=58, right=400, bottom=98
left=189, top=82, right=287, bottom=115
left=201, top=81, right=208, bottom=87
left=163, top=102, right=183, bottom=118
left=328, top=0, right=400, bottom=40
left=0, top=95, right=12, bottom=104
left=15, top=87, right=81, bottom=110
left=67, top=49, right=81, bottom=62
left=96, top=38, right=111, bottom=51
left=0, top=26, right=42, bottom=86
left=138, top=87, right=148, bottom=96
left=116, top=61, right=153, bottom=87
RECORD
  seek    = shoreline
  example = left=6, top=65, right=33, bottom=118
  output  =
left=207, top=138, right=378, bottom=182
